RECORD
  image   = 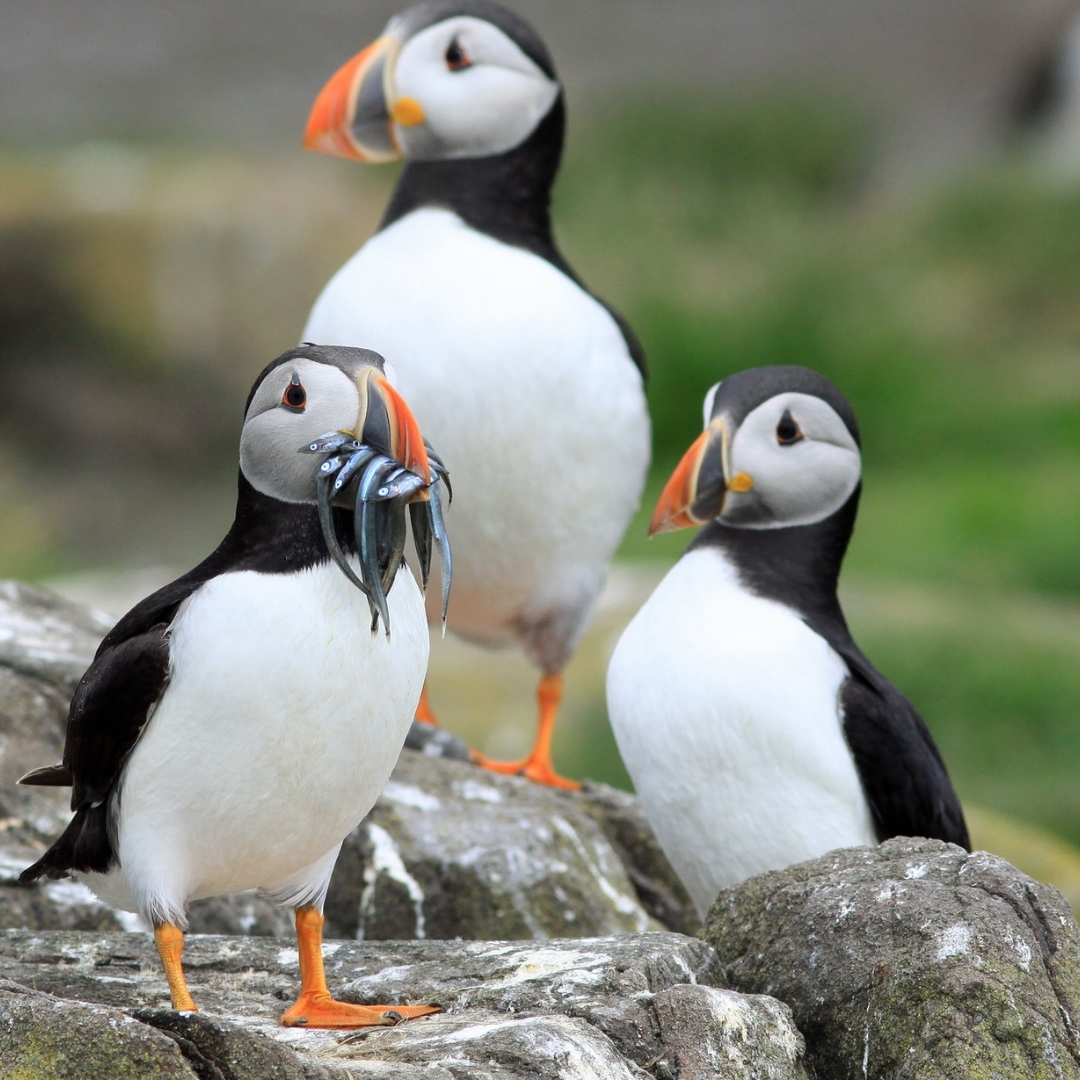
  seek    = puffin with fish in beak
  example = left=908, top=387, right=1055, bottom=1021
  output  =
left=301, top=0, right=650, bottom=789
left=607, top=366, right=968, bottom=919
left=19, top=344, right=449, bottom=1027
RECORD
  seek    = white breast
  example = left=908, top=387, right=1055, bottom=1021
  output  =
left=606, top=547, right=877, bottom=918
left=84, top=561, right=427, bottom=926
left=303, top=208, right=650, bottom=654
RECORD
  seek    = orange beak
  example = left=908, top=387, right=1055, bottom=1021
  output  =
left=304, top=35, right=401, bottom=163
left=649, top=417, right=750, bottom=536
left=353, top=367, right=432, bottom=492
left=377, top=376, right=431, bottom=487
left=649, top=430, right=712, bottom=537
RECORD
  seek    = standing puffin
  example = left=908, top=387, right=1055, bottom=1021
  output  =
left=19, top=344, right=448, bottom=1027
left=606, top=366, right=968, bottom=918
left=301, top=0, right=650, bottom=788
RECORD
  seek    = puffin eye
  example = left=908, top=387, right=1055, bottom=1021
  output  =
left=445, top=36, right=472, bottom=71
left=281, top=377, right=307, bottom=412
left=776, top=409, right=803, bottom=445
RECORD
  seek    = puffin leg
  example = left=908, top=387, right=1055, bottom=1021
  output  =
left=414, top=683, right=439, bottom=726
left=472, top=674, right=581, bottom=790
left=280, top=907, right=440, bottom=1029
left=155, top=922, right=198, bottom=1012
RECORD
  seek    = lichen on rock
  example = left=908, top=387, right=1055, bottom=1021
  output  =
left=705, top=837, right=1080, bottom=1079
left=0, top=930, right=809, bottom=1079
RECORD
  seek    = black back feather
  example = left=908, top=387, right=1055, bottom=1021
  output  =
left=691, top=488, right=970, bottom=850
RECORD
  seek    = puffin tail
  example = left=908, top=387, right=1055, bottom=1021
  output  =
left=19, top=804, right=115, bottom=883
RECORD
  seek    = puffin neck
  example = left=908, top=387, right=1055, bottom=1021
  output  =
left=221, top=473, right=358, bottom=572
left=689, top=486, right=861, bottom=637
left=379, top=95, right=572, bottom=277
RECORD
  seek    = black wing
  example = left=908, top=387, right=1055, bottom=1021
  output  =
left=838, top=648, right=969, bottom=850
left=19, top=624, right=171, bottom=881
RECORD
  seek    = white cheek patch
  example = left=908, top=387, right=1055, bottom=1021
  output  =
left=727, top=393, right=861, bottom=529
left=394, top=16, right=559, bottom=161
left=240, top=362, right=360, bottom=504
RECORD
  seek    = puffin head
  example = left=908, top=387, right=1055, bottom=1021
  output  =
left=304, top=0, right=560, bottom=163
left=240, top=345, right=429, bottom=504
left=650, top=366, right=862, bottom=536
left=240, top=344, right=451, bottom=634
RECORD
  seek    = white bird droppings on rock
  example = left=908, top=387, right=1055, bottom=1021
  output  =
left=362, top=823, right=427, bottom=939
left=382, top=781, right=441, bottom=812
left=935, top=923, right=973, bottom=961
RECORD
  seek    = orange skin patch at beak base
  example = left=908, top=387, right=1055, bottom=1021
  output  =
left=648, top=430, right=710, bottom=537
left=377, top=376, right=431, bottom=485
left=729, top=472, right=753, bottom=493
left=392, top=97, right=425, bottom=127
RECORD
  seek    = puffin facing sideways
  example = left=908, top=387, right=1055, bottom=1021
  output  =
left=607, top=366, right=968, bottom=918
left=302, top=0, right=650, bottom=788
left=20, top=345, right=447, bottom=1027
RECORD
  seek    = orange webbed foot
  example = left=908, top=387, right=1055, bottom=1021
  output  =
left=470, top=674, right=580, bottom=789
left=470, top=749, right=582, bottom=791
left=280, top=992, right=440, bottom=1029
left=285, top=905, right=440, bottom=1029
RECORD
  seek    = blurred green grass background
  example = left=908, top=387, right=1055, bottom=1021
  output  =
left=4, top=90, right=1080, bottom=873
left=543, top=94, right=1080, bottom=850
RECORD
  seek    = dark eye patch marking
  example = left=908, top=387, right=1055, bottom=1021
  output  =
left=776, top=409, right=803, bottom=445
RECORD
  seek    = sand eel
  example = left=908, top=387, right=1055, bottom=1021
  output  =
left=606, top=365, right=968, bottom=918
left=301, top=0, right=650, bottom=789
left=19, top=344, right=448, bottom=1027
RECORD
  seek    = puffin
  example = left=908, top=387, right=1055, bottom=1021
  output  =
left=301, top=0, right=650, bottom=789
left=19, top=344, right=449, bottom=1027
left=606, top=366, right=969, bottom=918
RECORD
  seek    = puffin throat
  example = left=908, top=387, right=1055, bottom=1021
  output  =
left=380, top=95, right=570, bottom=275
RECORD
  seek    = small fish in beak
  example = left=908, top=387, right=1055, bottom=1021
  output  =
left=300, top=373, right=451, bottom=636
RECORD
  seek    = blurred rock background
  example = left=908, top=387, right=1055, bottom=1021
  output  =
left=4, top=0, right=1080, bottom=886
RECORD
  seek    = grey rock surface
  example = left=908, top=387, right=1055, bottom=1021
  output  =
left=323, top=750, right=687, bottom=942
left=0, top=579, right=697, bottom=942
left=705, top=837, right=1080, bottom=1080
left=0, top=977, right=198, bottom=1080
left=0, top=929, right=809, bottom=1080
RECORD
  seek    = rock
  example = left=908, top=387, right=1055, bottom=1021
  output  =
left=0, top=582, right=138, bottom=935
left=323, top=750, right=668, bottom=942
left=578, top=781, right=700, bottom=938
left=0, top=580, right=112, bottom=694
left=0, top=582, right=110, bottom=835
left=704, top=837, right=1080, bottom=1080
left=0, top=578, right=698, bottom=942
left=649, top=984, right=807, bottom=1080
left=0, top=977, right=198, bottom=1079
left=402, top=718, right=471, bottom=762
left=0, top=929, right=809, bottom=1079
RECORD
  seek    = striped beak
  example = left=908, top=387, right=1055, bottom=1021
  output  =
left=649, top=417, right=752, bottom=536
left=304, top=34, right=420, bottom=163
left=357, top=367, right=431, bottom=489
left=304, top=367, right=449, bottom=636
